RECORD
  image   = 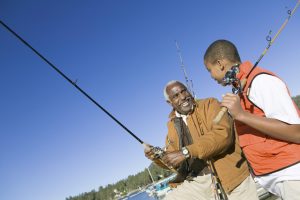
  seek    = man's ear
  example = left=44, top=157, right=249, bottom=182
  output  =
left=216, top=59, right=225, bottom=71
left=166, top=100, right=172, bottom=106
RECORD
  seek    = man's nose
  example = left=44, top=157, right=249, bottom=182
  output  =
left=179, top=93, right=186, bottom=100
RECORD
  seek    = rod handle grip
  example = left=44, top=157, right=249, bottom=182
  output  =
left=213, top=107, right=228, bottom=124
left=142, top=143, right=152, bottom=152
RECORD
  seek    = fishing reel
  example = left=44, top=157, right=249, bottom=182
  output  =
left=150, top=146, right=178, bottom=173
left=221, top=64, right=242, bottom=94
left=150, top=146, right=165, bottom=159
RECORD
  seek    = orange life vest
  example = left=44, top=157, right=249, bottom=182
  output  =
left=235, top=61, right=300, bottom=175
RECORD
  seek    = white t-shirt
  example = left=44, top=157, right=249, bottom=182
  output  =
left=249, top=74, right=300, bottom=124
left=248, top=74, right=300, bottom=195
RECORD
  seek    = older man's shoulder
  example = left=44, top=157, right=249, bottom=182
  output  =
left=195, top=97, right=220, bottom=105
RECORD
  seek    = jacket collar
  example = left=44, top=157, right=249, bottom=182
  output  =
left=168, top=104, right=196, bottom=120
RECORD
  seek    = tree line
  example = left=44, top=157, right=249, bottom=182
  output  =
left=66, top=163, right=172, bottom=200
left=293, top=95, right=300, bottom=108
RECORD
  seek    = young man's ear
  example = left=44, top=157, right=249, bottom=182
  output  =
left=216, top=59, right=225, bottom=71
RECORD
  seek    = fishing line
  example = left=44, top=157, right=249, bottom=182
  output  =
left=175, top=40, right=195, bottom=97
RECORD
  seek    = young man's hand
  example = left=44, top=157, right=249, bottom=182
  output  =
left=221, top=93, right=245, bottom=120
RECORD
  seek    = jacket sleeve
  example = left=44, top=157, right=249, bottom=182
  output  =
left=186, top=98, right=234, bottom=160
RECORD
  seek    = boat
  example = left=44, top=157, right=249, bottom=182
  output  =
left=146, top=174, right=176, bottom=199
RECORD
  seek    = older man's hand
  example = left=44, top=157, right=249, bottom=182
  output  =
left=143, top=143, right=156, bottom=161
left=162, top=150, right=186, bottom=168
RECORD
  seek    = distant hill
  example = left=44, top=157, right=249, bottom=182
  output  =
left=67, top=95, right=300, bottom=200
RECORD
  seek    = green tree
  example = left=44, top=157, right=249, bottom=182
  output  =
left=293, top=95, right=300, bottom=109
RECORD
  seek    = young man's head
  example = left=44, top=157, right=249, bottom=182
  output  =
left=164, top=81, right=194, bottom=115
left=203, top=39, right=241, bottom=86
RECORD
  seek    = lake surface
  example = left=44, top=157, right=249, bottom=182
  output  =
left=127, top=191, right=156, bottom=200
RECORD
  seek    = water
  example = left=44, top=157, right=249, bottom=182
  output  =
left=127, top=191, right=156, bottom=200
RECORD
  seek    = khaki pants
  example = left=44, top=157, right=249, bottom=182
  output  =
left=275, top=180, right=300, bottom=200
left=165, top=175, right=258, bottom=200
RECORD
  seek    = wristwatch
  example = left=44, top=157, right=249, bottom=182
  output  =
left=181, top=147, right=190, bottom=158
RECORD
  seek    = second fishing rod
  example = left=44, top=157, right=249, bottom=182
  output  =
left=212, top=0, right=300, bottom=124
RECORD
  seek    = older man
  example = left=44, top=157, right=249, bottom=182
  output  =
left=144, top=80, right=258, bottom=200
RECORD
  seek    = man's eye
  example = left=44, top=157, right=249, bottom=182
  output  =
left=172, top=94, right=179, bottom=99
left=181, top=89, right=187, bottom=94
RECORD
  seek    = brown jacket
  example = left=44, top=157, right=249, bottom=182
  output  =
left=156, top=98, right=249, bottom=193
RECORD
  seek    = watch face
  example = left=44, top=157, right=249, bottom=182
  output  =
left=182, top=149, right=188, bottom=155
left=182, top=147, right=189, bottom=158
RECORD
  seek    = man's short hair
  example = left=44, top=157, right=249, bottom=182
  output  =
left=163, top=80, right=186, bottom=101
left=204, top=39, right=241, bottom=64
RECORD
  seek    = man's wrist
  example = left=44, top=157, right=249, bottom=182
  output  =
left=235, top=110, right=247, bottom=122
left=181, top=147, right=190, bottom=158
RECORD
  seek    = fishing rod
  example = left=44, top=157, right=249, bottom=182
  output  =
left=175, top=42, right=228, bottom=200
left=175, top=40, right=195, bottom=97
left=213, top=0, right=300, bottom=124
left=0, top=20, right=144, bottom=143
left=246, top=0, right=300, bottom=79
left=0, top=19, right=177, bottom=172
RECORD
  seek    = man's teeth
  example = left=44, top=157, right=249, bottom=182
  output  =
left=182, top=102, right=189, bottom=106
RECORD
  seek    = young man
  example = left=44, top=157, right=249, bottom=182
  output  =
left=144, top=80, right=258, bottom=200
left=203, top=39, right=300, bottom=199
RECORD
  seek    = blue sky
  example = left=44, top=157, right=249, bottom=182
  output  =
left=1, top=1, right=299, bottom=200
